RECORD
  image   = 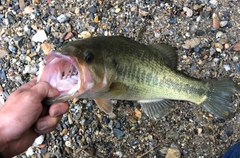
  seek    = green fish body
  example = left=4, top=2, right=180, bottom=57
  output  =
left=39, top=36, right=239, bottom=119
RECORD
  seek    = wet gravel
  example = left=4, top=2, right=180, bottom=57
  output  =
left=0, top=0, right=240, bottom=157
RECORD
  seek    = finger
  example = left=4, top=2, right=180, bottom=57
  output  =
left=15, top=79, right=37, bottom=94
left=34, top=115, right=62, bottom=134
left=49, top=102, right=69, bottom=117
left=30, top=81, right=60, bottom=101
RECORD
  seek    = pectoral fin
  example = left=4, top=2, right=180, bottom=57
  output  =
left=138, top=99, right=176, bottom=119
left=94, top=98, right=113, bottom=114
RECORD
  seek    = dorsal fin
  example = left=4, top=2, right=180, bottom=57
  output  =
left=150, top=44, right=178, bottom=69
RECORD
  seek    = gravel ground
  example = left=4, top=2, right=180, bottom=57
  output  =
left=0, top=0, right=240, bottom=157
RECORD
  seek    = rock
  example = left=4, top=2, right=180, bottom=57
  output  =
left=224, top=64, right=230, bottom=71
left=182, top=38, right=200, bottom=49
left=26, top=147, right=34, bottom=157
left=183, top=7, right=193, bottom=17
left=8, top=45, right=17, bottom=54
left=165, top=148, right=181, bottom=158
left=23, top=5, right=33, bottom=14
left=113, top=128, right=124, bottom=137
left=64, top=32, right=75, bottom=40
left=33, top=135, right=45, bottom=146
left=80, top=31, right=91, bottom=39
left=57, top=14, right=70, bottom=23
left=41, top=42, right=52, bottom=55
left=32, top=30, right=48, bottom=42
left=166, top=131, right=179, bottom=140
left=23, top=65, right=38, bottom=74
left=233, top=41, right=240, bottom=51
left=0, top=47, right=8, bottom=58
left=13, top=36, right=24, bottom=48
left=220, top=21, right=228, bottom=27
left=212, top=13, right=220, bottom=29
left=115, top=8, right=121, bottom=13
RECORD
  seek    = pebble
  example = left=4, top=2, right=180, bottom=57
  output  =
left=80, top=31, right=91, bottom=39
left=57, top=14, right=70, bottom=23
left=41, top=42, right=52, bottom=55
left=182, top=38, right=200, bottom=49
left=33, top=135, right=45, bottom=146
left=68, top=114, right=73, bottom=125
left=183, top=7, right=193, bottom=17
left=0, top=47, right=8, bottom=58
left=212, top=13, right=220, bottom=29
left=166, top=131, right=179, bottom=140
left=8, top=45, right=17, bottom=54
left=224, top=64, right=230, bottom=71
left=113, top=128, right=125, bottom=137
left=220, top=21, right=228, bottom=27
left=224, top=43, right=230, bottom=49
left=32, top=30, right=48, bottom=43
left=165, top=148, right=181, bottom=158
left=233, top=41, right=240, bottom=51
left=65, top=141, right=71, bottom=147
left=23, top=65, right=38, bottom=74
left=114, top=151, right=123, bottom=158
left=26, top=147, right=34, bottom=157
left=23, top=5, right=33, bottom=14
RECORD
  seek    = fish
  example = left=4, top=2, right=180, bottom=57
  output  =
left=38, top=36, right=239, bottom=119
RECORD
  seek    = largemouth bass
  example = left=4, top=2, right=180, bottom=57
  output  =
left=38, top=36, right=239, bottom=119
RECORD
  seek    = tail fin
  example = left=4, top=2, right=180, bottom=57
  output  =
left=201, top=78, right=239, bottom=119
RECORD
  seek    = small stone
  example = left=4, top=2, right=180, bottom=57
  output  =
left=68, top=114, right=73, bottom=125
left=166, top=131, right=179, bottom=140
left=57, top=14, right=70, bottom=23
left=34, top=0, right=41, bottom=3
left=220, top=21, right=228, bottom=27
left=61, top=128, right=68, bottom=135
left=41, top=42, right=52, bottom=55
left=26, top=147, right=34, bottom=157
left=182, top=38, right=200, bottom=49
left=115, top=8, right=121, bottom=13
left=94, top=15, right=99, bottom=23
left=224, top=64, right=230, bottom=71
left=233, top=41, right=240, bottom=51
left=65, top=141, right=71, bottom=147
left=13, top=36, right=24, bottom=48
left=233, top=56, right=238, bottom=62
left=193, top=4, right=201, bottom=10
left=0, top=48, right=8, bottom=58
left=19, top=0, right=25, bottom=10
left=113, top=128, right=124, bottom=137
left=80, top=31, right=91, bottom=39
left=209, top=0, right=218, bottom=8
left=8, top=45, right=17, bottom=54
left=225, top=43, right=230, bottom=49
left=183, top=7, right=193, bottom=17
left=114, top=151, right=123, bottom=158
left=23, top=5, right=33, bottom=14
left=23, top=65, right=38, bottom=74
left=165, top=148, right=181, bottom=158
left=33, top=135, right=45, bottom=146
left=216, top=31, right=224, bottom=38
left=64, top=32, right=75, bottom=40
left=135, top=108, right=142, bottom=119
left=139, top=9, right=148, bottom=16
left=198, top=128, right=202, bottom=135
left=32, top=30, right=48, bottom=42
left=212, top=13, right=220, bottom=29
left=214, top=43, right=223, bottom=50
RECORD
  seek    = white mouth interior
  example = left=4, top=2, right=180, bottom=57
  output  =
left=38, top=56, right=80, bottom=96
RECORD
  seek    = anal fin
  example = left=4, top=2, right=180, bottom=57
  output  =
left=138, top=99, right=176, bottom=119
left=94, top=98, right=113, bottom=114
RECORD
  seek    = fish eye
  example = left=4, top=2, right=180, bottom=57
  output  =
left=84, top=51, right=94, bottom=63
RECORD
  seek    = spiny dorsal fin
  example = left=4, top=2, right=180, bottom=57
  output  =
left=138, top=99, right=176, bottom=119
left=94, top=98, right=113, bottom=114
left=150, top=44, right=178, bottom=69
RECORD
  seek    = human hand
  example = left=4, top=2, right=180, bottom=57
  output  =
left=0, top=79, right=69, bottom=157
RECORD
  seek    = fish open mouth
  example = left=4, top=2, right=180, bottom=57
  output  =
left=37, top=52, right=81, bottom=100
